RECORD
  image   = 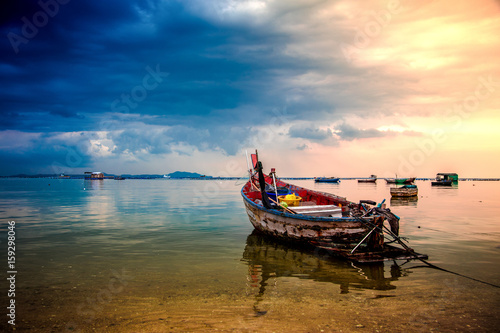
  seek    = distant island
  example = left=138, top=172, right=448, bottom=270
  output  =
left=0, top=171, right=217, bottom=180
left=167, top=171, right=206, bottom=178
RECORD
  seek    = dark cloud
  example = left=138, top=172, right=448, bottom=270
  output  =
left=108, top=124, right=251, bottom=157
left=0, top=1, right=42, bottom=26
left=0, top=0, right=326, bottom=134
left=109, top=124, right=214, bottom=155
left=208, top=125, right=253, bottom=155
left=288, top=124, right=334, bottom=142
left=334, top=123, right=387, bottom=141
left=0, top=140, right=91, bottom=175
left=111, top=128, right=173, bottom=155
left=0, top=0, right=438, bottom=174
left=49, top=109, right=84, bottom=119
left=296, top=144, right=310, bottom=151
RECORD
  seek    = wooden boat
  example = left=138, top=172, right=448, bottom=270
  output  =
left=390, top=184, right=418, bottom=197
left=358, top=175, right=377, bottom=183
left=241, top=153, right=427, bottom=262
left=315, top=177, right=340, bottom=183
left=431, top=173, right=457, bottom=186
left=385, top=177, right=415, bottom=184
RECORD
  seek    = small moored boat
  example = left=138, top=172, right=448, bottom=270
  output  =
left=241, top=152, right=427, bottom=263
left=358, top=175, right=377, bottom=183
left=385, top=177, right=415, bottom=184
left=390, top=184, right=418, bottom=198
left=315, top=177, right=340, bottom=183
left=431, top=173, right=458, bottom=186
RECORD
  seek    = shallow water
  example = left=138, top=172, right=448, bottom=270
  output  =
left=0, top=178, right=499, bottom=332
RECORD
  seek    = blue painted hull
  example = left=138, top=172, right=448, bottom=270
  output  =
left=315, top=177, right=340, bottom=183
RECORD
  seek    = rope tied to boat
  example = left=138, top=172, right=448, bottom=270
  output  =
left=353, top=210, right=500, bottom=289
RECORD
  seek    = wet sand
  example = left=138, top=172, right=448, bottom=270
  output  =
left=4, top=269, right=499, bottom=332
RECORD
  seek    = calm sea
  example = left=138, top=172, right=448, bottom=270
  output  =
left=0, top=178, right=499, bottom=332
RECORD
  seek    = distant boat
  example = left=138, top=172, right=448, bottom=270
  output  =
left=431, top=180, right=452, bottom=186
left=358, top=175, right=377, bottom=183
left=114, top=176, right=125, bottom=180
left=163, top=175, right=170, bottom=179
left=390, top=184, right=418, bottom=198
left=84, top=171, right=104, bottom=180
left=431, top=173, right=458, bottom=186
left=385, top=177, right=415, bottom=185
left=241, top=152, right=427, bottom=262
left=315, top=177, right=340, bottom=183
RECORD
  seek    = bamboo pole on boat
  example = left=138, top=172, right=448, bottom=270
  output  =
left=271, top=171, right=279, bottom=205
left=350, top=225, right=378, bottom=254
left=270, top=197, right=297, bottom=214
left=353, top=213, right=408, bottom=251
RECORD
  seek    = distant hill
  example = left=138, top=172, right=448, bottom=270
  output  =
left=167, top=171, right=205, bottom=178
left=0, top=171, right=211, bottom=179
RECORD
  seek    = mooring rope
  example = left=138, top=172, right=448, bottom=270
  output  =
left=415, top=225, right=495, bottom=242
left=352, top=214, right=500, bottom=289
left=407, top=262, right=500, bottom=289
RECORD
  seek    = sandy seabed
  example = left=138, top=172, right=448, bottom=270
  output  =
left=3, top=271, right=499, bottom=333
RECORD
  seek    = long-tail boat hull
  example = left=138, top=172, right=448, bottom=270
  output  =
left=242, top=190, right=383, bottom=250
left=241, top=159, right=427, bottom=262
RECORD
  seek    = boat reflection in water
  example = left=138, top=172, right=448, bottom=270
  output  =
left=390, top=196, right=418, bottom=207
left=242, top=232, right=411, bottom=314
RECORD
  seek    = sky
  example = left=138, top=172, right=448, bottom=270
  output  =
left=1, top=0, right=499, bottom=177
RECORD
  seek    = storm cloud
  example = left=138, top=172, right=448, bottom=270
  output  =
left=1, top=0, right=499, bottom=175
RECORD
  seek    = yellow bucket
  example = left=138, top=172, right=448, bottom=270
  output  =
left=278, top=193, right=302, bottom=206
